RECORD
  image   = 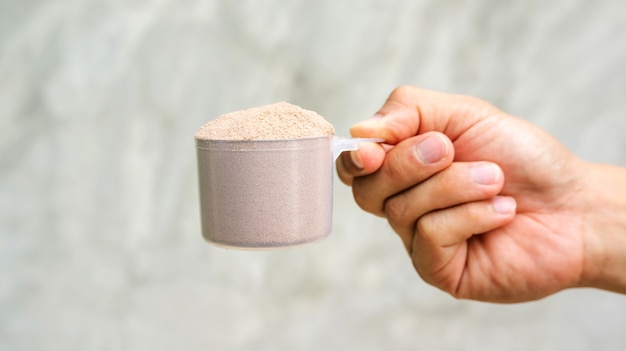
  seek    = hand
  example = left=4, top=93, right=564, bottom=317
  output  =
left=337, top=86, right=626, bottom=302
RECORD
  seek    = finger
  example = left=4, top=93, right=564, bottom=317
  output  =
left=411, top=196, right=517, bottom=287
left=385, top=161, right=505, bottom=240
left=352, top=132, right=454, bottom=216
left=350, top=86, right=500, bottom=144
left=336, top=142, right=386, bottom=186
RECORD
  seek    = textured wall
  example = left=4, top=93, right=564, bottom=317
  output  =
left=2, top=0, right=626, bottom=350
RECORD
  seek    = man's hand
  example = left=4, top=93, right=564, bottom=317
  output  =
left=336, top=86, right=608, bottom=303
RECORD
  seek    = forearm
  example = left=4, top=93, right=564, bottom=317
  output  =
left=579, top=162, right=626, bottom=294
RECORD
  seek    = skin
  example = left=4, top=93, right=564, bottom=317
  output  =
left=337, top=86, right=626, bottom=303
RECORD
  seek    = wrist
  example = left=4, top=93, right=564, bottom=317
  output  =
left=578, top=162, right=626, bottom=293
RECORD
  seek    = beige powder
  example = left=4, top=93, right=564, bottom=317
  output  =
left=195, top=102, right=335, bottom=140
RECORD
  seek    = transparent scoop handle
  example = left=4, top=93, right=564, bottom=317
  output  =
left=332, top=137, right=385, bottom=161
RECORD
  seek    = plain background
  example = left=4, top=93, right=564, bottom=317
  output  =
left=2, top=0, right=626, bottom=350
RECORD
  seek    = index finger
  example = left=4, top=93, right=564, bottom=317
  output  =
left=350, top=86, right=500, bottom=144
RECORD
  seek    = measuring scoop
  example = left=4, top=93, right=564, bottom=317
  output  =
left=195, top=136, right=384, bottom=250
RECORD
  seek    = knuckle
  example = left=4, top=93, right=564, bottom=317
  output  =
left=384, top=146, right=417, bottom=181
left=415, top=215, right=434, bottom=242
left=438, top=168, right=459, bottom=189
left=391, top=85, right=417, bottom=99
left=383, top=196, right=411, bottom=226
left=383, top=160, right=406, bottom=184
left=415, top=213, right=444, bottom=246
left=463, top=203, right=484, bottom=223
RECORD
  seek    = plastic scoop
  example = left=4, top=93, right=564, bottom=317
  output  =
left=196, top=135, right=384, bottom=249
left=332, top=137, right=386, bottom=161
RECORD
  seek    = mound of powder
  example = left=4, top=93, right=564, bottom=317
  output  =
left=195, top=102, right=335, bottom=140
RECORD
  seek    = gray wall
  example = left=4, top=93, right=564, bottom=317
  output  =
left=2, top=0, right=626, bottom=350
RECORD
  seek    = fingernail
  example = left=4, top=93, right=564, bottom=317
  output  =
left=471, top=162, right=500, bottom=185
left=415, top=134, right=447, bottom=164
left=492, top=196, right=516, bottom=214
left=349, top=150, right=364, bottom=170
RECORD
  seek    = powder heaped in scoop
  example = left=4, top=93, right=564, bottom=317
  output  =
left=195, top=102, right=335, bottom=140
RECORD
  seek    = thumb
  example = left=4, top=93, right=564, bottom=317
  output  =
left=350, top=86, right=499, bottom=145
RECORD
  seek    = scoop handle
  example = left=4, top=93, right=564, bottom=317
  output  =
left=332, top=137, right=385, bottom=161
